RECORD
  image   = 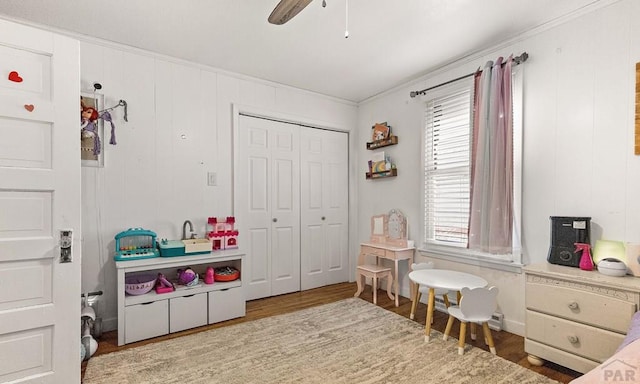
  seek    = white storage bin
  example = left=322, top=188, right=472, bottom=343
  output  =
left=208, top=287, right=245, bottom=324
left=124, top=299, right=169, bottom=344
left=169, top=292, right=208, bottom=333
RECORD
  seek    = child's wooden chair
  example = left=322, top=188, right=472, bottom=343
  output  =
left=443, top=286, right=499, bottom=355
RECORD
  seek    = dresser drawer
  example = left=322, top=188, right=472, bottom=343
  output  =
left=526, top=280, right=636, bottom=333
left=208, top=287, right=245, bottom=324
left=525, top=339, right=598, bottom=374
left=125, top=299, right=169, bottom=344
left=361, top=246, right=385, bottom=257
left=526, top=310, right=624, bottom=363
left=169, top=293, right=208, bottom=333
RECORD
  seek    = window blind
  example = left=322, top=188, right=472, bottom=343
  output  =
left=424, top=87, right=472, bottom=246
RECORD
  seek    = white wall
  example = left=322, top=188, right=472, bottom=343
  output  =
left=79, top=41, right=358, bottom=330
left=357, top=0, right=640, bottom=335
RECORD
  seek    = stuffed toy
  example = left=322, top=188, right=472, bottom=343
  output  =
left=177, top=267, right=198, bottom=286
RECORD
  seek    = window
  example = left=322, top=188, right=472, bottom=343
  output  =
left=424, top=86, right=472, bottom=247
left=421, top=67, right=522, bottom=268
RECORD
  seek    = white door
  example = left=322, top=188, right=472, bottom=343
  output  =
left=0, top=20, right=81, bottom=383
left=300, top=128, right=349, bottom=290
left=237, top=115, right=300, bottom=300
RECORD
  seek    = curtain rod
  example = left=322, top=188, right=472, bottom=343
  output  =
left=409, top=52, right=529, bottom=98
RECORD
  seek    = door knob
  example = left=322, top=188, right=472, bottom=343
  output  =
left=272, top=218, right=278, bottom=222
left=321, top=216, right=326, bottom=221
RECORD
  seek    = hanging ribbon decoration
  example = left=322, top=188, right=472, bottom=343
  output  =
left=99, top=99, right=128, bottom=146
left=100, top=111, right=117, bottom=145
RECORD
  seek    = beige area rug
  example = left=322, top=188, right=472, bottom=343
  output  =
left=84, top=298, right=559, bottom=384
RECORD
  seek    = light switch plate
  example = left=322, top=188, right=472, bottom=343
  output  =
left=207, top=172, right=217, bottom=186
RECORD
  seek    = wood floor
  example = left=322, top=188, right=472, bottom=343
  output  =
left=82, top=282, right=582, bottom=383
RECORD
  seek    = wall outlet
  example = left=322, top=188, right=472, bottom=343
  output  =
left=207, top=172, right=217, bottom=186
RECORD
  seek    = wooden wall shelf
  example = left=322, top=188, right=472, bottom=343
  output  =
left=366, top=169, right=397, bottom=179
left=366, top=135, right=398, bottom=150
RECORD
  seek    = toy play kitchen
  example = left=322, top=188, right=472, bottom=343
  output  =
left=114, top=218, right=240, bottom=261
left=157, top=238, right=211, bottom=257
left=113, top=218, right=245, bottom=346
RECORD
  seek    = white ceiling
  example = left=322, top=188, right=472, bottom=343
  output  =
left=0, top=0, right=605, bottom=102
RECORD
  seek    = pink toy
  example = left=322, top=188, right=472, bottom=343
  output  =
left=177, top=267, right=198, bottom=286
left=207, top=217, right=239, bottom=250
left=155, top=273, right=175, bottom=294
left=204, top=266, right=215, bottom=284
left=225, top=230, right=239, bottom=249
left=575, top=243, right=594, bottom=271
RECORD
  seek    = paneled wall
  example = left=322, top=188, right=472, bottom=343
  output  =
left=357, top=0, right=640, bottom=335
left=79, top=42, right=358, bottom=330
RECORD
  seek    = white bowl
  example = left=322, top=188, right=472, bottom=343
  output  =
left=597, top=258, right=627, bottom=277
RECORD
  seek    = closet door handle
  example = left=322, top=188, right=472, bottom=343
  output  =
left=272, top=218, right=278, bottom=222
left=321, top=216, right=326, bottom=221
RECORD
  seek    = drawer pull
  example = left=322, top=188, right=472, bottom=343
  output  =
left=567, top=301, right=579, bottom=310
left=567, top=335, right=579, bottom=344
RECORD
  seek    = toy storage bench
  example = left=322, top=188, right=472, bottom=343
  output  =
left=116, top=250, right=245, bottom=346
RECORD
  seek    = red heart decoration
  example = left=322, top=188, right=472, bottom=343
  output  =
left=24, top=104, right=34, bottom=112
left=8, top=71, right=23, bottom=83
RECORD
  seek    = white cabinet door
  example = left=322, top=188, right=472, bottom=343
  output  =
left=208, top=288, right=245, bottom=324
left=237, top=115, right=300, bottom=300
left=169, top=293, right=208, bottom=333
left=0, top=20, right=80, bottom=383
left=125, top=300, right=169, bottom=344
left=300, top=128, right=349, bottom=290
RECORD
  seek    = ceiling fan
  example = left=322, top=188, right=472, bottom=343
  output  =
left=268, top=0, right=315, bottom=25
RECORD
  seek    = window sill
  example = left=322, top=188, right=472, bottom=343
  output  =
left=417, top=246, right=524, bottom=274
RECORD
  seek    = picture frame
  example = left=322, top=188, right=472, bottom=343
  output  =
left=371, top=122, right=390, bottom=142
left=81, top=92, right=104, bottom=167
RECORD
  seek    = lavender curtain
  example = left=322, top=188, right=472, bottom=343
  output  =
left=468, top=56, right=513, bottom=254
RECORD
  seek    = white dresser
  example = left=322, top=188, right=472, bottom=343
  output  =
left=116, top=250, right=245, bottom=346
left=524, top=263, right=640, bottom=373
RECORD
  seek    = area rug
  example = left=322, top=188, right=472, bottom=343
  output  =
left=83, top=298, right=559, bottom=384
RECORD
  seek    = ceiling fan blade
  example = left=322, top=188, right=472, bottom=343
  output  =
left=268, top=0, right=313, bottom=25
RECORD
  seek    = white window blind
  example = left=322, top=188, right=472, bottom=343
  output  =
left=423, top=87, right=472, bottom=247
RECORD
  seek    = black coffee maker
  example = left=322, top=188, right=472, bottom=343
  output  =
left=547, top=216, right=591, bottom=267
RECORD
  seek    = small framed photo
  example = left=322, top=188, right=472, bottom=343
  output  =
left=81, top=93, right=104, bottom=167
left=371, top=122, right=390, bottom=141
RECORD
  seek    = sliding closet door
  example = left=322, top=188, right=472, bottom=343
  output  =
left=300, top=128, right=349, bottom=290
left=237, top=115, right=300, bottom=301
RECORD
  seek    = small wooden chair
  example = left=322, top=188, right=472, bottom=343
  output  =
left=443, top=286, right=499, bottom=355
left=354, top=264, right=394, bottom=305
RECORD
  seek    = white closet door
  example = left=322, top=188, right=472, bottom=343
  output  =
left=0, top=20, right=80, bottom=383
left=237, top=115, right=300, bottom=300
left=300, top=128, right=349, bottom=290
